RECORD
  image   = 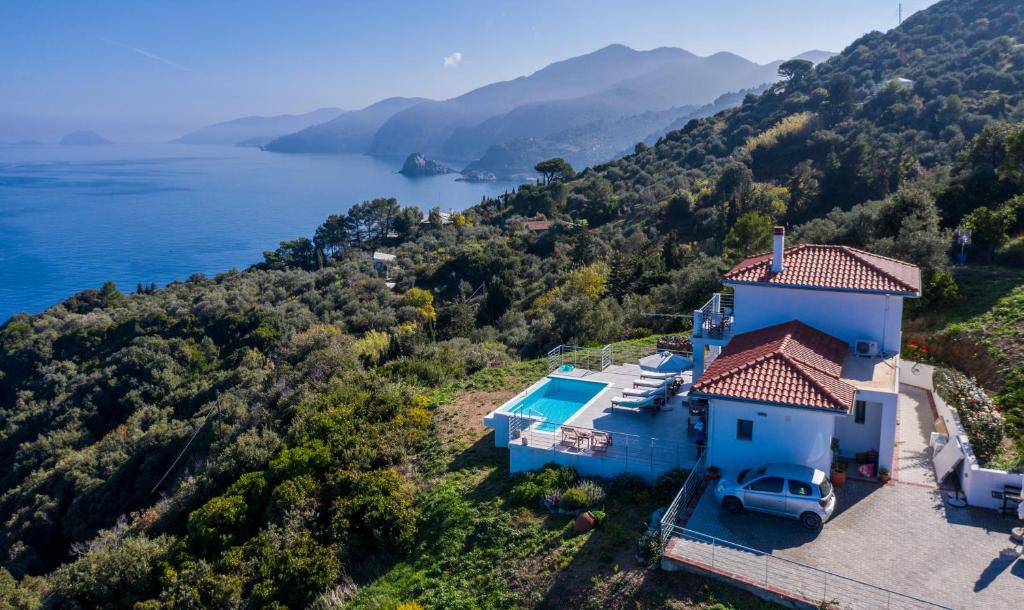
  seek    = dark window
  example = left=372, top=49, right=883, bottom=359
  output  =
left=854, top=400, right=866, bottom=424
left=788, top=479, right=814, bottom=496
left=736, top=419, right=753, bottom=441
left=748, top=476, right=784, bottom=493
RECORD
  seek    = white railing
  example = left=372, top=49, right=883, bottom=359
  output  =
left=659, top=453, right=707, bottom=554
left=692, top=293, right=734, bottom=341
left=546, top=344, right=604, bottom=372
left=513, top=420, right=699, bottom=474
left=665, top=528, right=952, bottom=610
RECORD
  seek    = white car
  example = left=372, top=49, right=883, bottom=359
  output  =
left=714, top=463, right=836, bottom=530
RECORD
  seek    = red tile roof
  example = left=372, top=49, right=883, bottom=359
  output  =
left=723, top=245, right=921, bottom=295
left=691, top=320, right=855, bottom=412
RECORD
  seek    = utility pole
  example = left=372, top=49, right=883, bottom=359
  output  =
left=899, top=3, right=903, bottom=25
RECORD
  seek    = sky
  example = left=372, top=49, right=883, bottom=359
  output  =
left=0, top=0, right=941, bottom=142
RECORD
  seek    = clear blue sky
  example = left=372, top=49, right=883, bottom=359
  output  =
left=0, top=0, right=939, bottom=142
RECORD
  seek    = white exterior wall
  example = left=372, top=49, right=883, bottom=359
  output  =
left=731, top=285, right=904, bottom=354
left=508, top=443, right=680, bottom=483
left=706, top=398, right=836, bottom=476
left=831, top=388, right=898, bottom=473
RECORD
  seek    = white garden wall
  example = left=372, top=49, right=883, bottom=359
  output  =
left=900, top=360, right=1023, bottom=511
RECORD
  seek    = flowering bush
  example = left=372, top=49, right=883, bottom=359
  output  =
left=933, top=368, right=1006, bottom=465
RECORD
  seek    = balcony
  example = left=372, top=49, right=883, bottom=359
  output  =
left=691, top=293, right=734, bottom=342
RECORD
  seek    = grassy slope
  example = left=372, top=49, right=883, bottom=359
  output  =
left=348, top=357, right=775, bottom=610
left=904, top=265, right=1024, bottom=469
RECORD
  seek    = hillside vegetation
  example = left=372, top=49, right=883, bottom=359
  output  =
left=2, top=0, right=1024, bottom=607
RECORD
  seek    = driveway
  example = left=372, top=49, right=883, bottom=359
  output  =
left=666, top=385, right=1022, bottom=609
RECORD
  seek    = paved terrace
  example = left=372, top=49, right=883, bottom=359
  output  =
left=515, top=364, right=701, bottom=474
left=664, top=384, right=1021, bottom=609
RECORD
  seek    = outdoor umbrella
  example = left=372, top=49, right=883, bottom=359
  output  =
left=638, top=351, right=692, bottom=373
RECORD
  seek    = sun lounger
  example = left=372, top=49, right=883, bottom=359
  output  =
left=622, top=386, right=665, bottom=398
left=632, top=377, right=670, bottom=389
left=611, top=393, right=663, bottom=412
left=639, top=371, right=679, bottom=381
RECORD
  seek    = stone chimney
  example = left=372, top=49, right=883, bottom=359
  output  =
left=771, top=226, right=785, bottom=273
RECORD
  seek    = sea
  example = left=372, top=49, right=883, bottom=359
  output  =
left=0, top=144, right=515, bottom=322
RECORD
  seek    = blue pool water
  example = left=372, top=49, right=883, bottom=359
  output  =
left=511, top=376, right=608, bottom=432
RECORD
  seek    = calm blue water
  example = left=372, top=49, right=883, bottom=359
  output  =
left=515, top=377, right=608, bottom=432
left=0, top=144, right=514, bottom=322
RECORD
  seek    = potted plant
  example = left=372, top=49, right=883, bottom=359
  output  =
left=830, top=438, right=846, bottom=487
left=707, top=466, right=721, bottom=479
left=878, top=468, right=890, bottom=484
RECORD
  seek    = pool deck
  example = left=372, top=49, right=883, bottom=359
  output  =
left=498, top=364, right=701, bottom=481
left=554, top=364, right=694, bottom=440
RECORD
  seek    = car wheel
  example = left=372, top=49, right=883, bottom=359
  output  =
left=722, top=496, right=742, bottom=514
left=800, top=512, right=822, bottom=530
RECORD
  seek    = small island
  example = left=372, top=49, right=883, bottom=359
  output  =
left=60, top=130, right=113, bottom=146
left=398, top=152, right=452, bottom=177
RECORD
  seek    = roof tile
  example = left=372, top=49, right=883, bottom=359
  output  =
left=723, top=245, right=921, bottom=295
left=691, top=320, right=855, bottom=412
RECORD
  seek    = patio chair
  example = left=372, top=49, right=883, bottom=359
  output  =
left=560, top=426, right=584, bottom=449
left=591, top=431, right=612, bottom=453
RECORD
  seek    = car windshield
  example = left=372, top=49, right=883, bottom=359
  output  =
left=738, top=466, right=766, bottom=484
left=818, top=478, right=833, bottom=498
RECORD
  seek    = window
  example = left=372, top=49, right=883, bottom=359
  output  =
left=748, top=476, right=784, bottom=493
left=788, top=479, right=814, bottom=496
left=736, top=419, right=753, bottom=441
left=854, top=400, right=866, bottom=424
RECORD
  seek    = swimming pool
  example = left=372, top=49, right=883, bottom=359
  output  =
left=507, top=376, right=609, bottom=432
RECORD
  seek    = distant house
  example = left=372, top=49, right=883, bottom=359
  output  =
left=420, top=211, right=453, bottom=226
left=872, top=77, right=915, bottom=96
left=521, top=220, right=555, bottom=232
left=372, top=251, right=397, bottom=289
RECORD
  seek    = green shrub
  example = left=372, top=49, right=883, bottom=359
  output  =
left=996, top=236, right=1024, bottom=268
left=654, top=468, right=690, bottom=503
left=590, top=509, right=607, bottom=525
left=188, top=495, right=250, bottom=554
left=933, top=368, right=1006, bottom=465
left=508, top=481, right=545, bottom=507
left=558, top=487, right=589, bottom=511
left=574, top=480, right=606, bottom=507
left=607, top=472, right=646, bottom=494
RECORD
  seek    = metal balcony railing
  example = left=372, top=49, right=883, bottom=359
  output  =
left=692, top=293, right=734, bottom=340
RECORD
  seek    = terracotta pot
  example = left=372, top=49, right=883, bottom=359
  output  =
left=830, top=469, right=846, bottom=487
left=878, top=472, right=890, bottom=484
left=573, top=511, right=596, bottom=534
left=521, top=437, right=529, bottom=446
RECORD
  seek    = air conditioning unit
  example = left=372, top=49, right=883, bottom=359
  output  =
left=855, top=339, right=880, bottom=357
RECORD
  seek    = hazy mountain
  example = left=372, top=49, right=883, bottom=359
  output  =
left=369, top=44, right=696, bottom=157
left=378, top=45, right=833, bottom=161
left=174, top=107, right=343, bottom=146
left=263, top=98, right=428, bottom=153
left=59, top=130, right=112, bottom=146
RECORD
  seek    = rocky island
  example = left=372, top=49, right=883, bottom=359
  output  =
left=59, top=130, right=113, bottom=146
left=398, top=152, right=452, bottom=177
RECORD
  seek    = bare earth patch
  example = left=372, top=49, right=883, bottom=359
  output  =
left=435, top=388, right=517, bottom=448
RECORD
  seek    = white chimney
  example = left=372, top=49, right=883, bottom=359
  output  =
left=771, top=226, right=785, bottom=273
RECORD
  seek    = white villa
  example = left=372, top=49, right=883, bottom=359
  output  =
left=484, top=227, right=921, bottom=483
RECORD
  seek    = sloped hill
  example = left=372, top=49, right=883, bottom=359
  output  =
left=369, top=44, right=774, bottom=158
left=263, top=97, right=429, bottom=153
left=174, top=107, right=343, bottom=146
